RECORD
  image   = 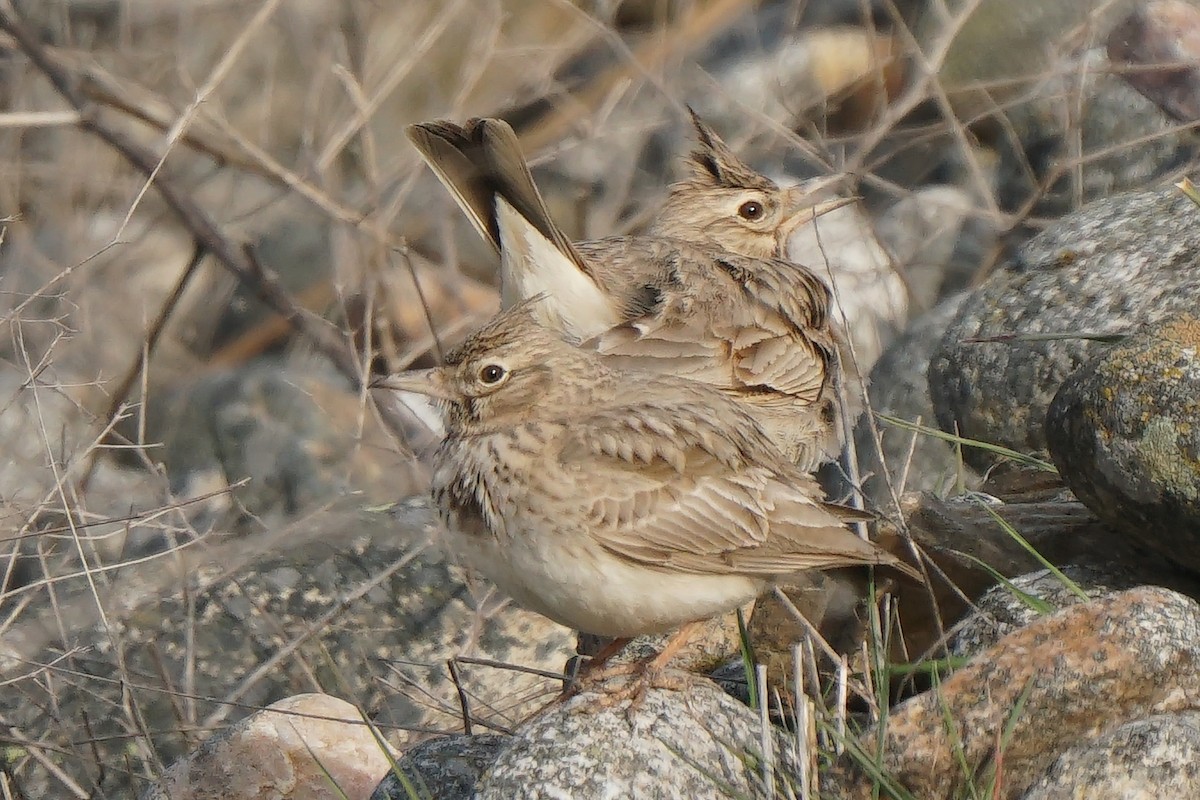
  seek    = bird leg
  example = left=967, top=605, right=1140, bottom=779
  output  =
left=582, top=636, right=635, bottom=674
left=575, top=621, right=706, bottom=714
left=559, top=635, right=633, bottom=698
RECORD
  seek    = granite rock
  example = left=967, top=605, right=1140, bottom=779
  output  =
left=141, top=693, right=393, bottom=800
left=370, top=734, right=508, bottom=800
left=929, top=187, right=1200, bottom=470
left=947, top=565, right=1142, bottom=658
left=476, top=677, right=795, bottom=800
left=824, top=586, right=1200, bottom=799
left=1, top=501, right=573, bottom=799
left=1022, top=712, right=1200, bottom=800
left=853, top=293, right=976, bottom=512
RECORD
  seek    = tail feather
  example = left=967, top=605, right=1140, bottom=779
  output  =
left=406, top=120, right=500, bottom=252
left=406, top=118, right=591, bottom=277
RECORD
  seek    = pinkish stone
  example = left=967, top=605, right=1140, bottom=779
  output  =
left=141, top=693, right=395, bottom=800
left=825, top=586, right=1200, bottom=799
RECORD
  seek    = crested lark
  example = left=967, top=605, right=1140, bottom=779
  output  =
left=407, top=113, right=849, bottom=469
left=373, top=304, right=912, bottom=669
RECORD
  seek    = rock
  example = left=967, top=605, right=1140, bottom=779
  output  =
left=989, top=48, right=1200, bottom=219
left=853, top=293, right=977, bottom=512
left=574, top=604, right=750, bottom=679
left=370, top=734, right=508, bottom=800
left=875, top=186, right=990, bottom=313
left=929, top=186, right=1200, bottom=470
left=789, top=200, right=909, bottom=374
left=1108, top=0, right=1200, bottom=124
left=476, top=677, right=794, bottom=800
left=140, top=693, right=392, bottom=800
left=947, top=565, right=1142, bottom=657
left=1045, top=316, right=1200, bottom=571
left=1022, top=712, right=1200, bottom=799
left=824, top=586, right=1200, bottom=799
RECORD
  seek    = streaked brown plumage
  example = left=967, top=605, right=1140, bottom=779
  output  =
left=374, top=304, right=911, bottom=640
left=407, top=113, right=849, bottom=469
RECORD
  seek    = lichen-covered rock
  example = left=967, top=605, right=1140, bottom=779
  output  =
left=824, top=586, right=1200, bottom=799
left=476, top=677, right=793, bottom=800
left=929, top=187, right=1200, bottom=469
left=140, top=694, right=393, bottom=800
left=1022, top=712, right=1200, bottom=800
left=1046, top=316, right=1200, bottom=571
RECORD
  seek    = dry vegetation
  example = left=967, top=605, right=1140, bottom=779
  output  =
left=0, top=0, right=1185, bottom=796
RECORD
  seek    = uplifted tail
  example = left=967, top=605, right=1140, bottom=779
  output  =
left=406, top=118, right=589, bottom=275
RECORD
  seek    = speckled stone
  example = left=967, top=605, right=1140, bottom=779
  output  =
left=141, top=694, right=393, bottom=800
left=824, top=586, right=1200, bottom=799
left=929, top=187, right=1200, bottom=470
left=477, top=677, right=794, bottom=800
left=1022, top=712, right=1200, bottom=799
left=370, top=734, right=508, bottom=800
left=1046, top=316, right=1200, bottom=571
left=947, top=565, right=1142, bottom=658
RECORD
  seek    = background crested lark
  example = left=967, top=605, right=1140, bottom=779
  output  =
left=407, top=114, right=848, bottom=469
left=374, top=303, right=913, bottom=680
left=650, top=109, right=850, bottom=260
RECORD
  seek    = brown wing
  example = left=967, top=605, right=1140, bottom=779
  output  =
left=557, top=402, right=901, bottom=576
left=586, top=244, right=836, bottom=404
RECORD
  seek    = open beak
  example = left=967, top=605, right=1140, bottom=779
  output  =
left=369, top=368, right=455, bottom=400
left=779, top=173, right=858, bottom=236
left=785, top=189, right=857, bottom=226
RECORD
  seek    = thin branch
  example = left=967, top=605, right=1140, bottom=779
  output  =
left=76, top=242, right=207, bottom=494
left=0, top=2, right=363, bottom=387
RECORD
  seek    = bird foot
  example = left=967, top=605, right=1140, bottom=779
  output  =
left=516, top=657, right=635, bottom=724
left=570, top=661, right=698, bottom=720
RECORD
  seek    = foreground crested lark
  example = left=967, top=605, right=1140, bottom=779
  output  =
left=374, top=305, right=911, bottom=667
left=407, top=113, right=850, bottom=469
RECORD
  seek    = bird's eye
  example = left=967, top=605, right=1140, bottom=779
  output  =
left=478, top=364, right=506, bottom=384
left=738, top=200, right=764, bottom=220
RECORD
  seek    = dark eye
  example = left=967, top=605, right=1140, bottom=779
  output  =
left=479, top=364, right=506, bottom=384
left=738, top=200, right=764, bottom=220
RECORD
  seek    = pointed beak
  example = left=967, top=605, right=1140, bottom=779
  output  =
left=783, top=188, right=857, bottom=229
left=369, top=368, right=455, bottom=400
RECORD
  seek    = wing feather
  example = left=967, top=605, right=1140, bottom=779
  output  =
left=557, top=409, right=900, bottom=577
left=585, top=247, right=836, bottom=403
